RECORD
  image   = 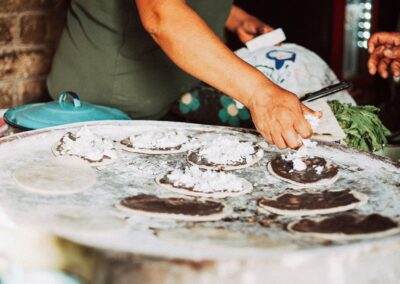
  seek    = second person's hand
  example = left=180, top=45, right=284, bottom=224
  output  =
left=225, top=5, right=273, bottom=44
left=368, top=32, right=400, bottom=78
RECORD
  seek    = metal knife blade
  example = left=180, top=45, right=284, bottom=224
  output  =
left=300, top=81, right=352, bottom=102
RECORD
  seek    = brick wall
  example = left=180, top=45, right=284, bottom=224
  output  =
left=0, top=0, right=69, bottom=109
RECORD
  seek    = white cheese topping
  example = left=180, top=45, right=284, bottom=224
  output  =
left=197, top=137, right=258, bottom=164
left=165, top=166, right=249, bottom=193
left=59, top=127, right=117, bottom=162
left=129, top=130, right=190, bottom=149
left=314, top=165, right=324, bottom=175
left=281, top=114, right=321, bottom=171
left=292, top=159, right=307, bottom=171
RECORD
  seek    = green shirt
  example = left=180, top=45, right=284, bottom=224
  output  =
left=47, top=0, right=233, bottom=119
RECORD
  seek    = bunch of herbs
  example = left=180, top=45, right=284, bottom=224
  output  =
left=328, top=100, right=390, bottom=152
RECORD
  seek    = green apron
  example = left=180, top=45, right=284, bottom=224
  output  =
left=47, top=0, right=233, bottom=119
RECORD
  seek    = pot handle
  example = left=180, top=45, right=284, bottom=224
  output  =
left=58, top=92, right=81, bottom=108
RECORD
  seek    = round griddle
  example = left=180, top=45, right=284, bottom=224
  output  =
left=0, top=120, right=399, bottom=284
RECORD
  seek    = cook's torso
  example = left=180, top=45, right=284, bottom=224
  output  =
left=47, top=0, right=233, bottom=119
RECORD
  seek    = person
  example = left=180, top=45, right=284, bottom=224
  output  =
left=48, top=1, right=318, bottom=149
left=368, top=32, right=400, bottom=78
left=368, top=31, right=400, bottom=133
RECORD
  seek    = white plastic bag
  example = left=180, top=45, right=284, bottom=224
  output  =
left=235, top=43, right=355, bottom=105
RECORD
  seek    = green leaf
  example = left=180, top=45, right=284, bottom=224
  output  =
left=328, top=100, right=390, bottom=152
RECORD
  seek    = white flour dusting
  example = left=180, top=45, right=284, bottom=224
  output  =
left=0, top=121, right=399, bottom=265
left=129, top=130, right=190, bottom=149
left=198, top=137, right=258, bottom=164
left=165, top=166, right=250, bottom=193
left=57, top=127, right=117, bottom=162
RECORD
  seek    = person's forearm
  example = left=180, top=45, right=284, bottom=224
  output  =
left=136, top=0, right=277, bottom=108
left=136, top=0, right=316, bottom=149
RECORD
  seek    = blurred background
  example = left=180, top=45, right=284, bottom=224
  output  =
left=229, top=0, right=400, bottom=132
left=0, top=0, right=399, bottom=131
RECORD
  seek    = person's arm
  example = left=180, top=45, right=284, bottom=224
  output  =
left=368, top=32, right=400, bottom=78
left=136, top=0, right=317, bottom=149
left=225, top=5, right=273, bottom=43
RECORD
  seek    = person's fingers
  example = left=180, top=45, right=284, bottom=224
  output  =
left=384, top=46, right=400, bottom=59
left=368, top=33, right=384, bottom=53
left=293, top=113, right=313, bottom=139
left=264, top=132, right=273, bottom=145
left=259, top=24, right=273, bottom=34
left=254, top=120, right=273, bottom=145
left=281, top=125, right=301, bottom=149
left=368, top=60, right=377, bottom=75
left=368, top=46, right=385, bottom=75
left=368, top=32, right=400, bottom=53
left=276, top=110, right=301, bottom=148
left=390, top=60, right=400, bottom=77
left=368, top=51, right=380, bottom=75
left=244, top=18, right=273, bottom=35
left=260, top=124, right=274, bottom=145
left=378, top=57, right=391, bottom=79
left=237, top=26, right=255, bottom=43
left=270, top=124, right=286, bottom=149
left=301, top=104, right=322, bottom=119
left=242, top=20, right=258, bottom=35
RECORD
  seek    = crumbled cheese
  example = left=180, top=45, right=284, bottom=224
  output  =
left=281, top=114, right=321, bottom=171
left=166, top=166, right=248, bottom=193
left=305, top=114, right=320, bottom=131
left=129, top=130, right=190, bottom=149
left=314, top=165, right=324, bottom=175
left=198, top=137, right=257, bottom=164
left=283, top=152, right=307, bottom=171
left=293, top=158, right=307, bottom=171
left=282, top=152, right=296, bottom=162
left=298, top=114, right=320, bottom=149
left=59, top=127, right=117, bottom=161
left=301, top=138, right=317, bottom=148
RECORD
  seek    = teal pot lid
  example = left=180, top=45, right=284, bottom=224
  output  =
left=4, top=92, right=130, bottom=130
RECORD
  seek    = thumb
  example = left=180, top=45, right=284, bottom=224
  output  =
left=384, top=47, right=400, bottom=59
left=301, top=104, right=322, bottom=119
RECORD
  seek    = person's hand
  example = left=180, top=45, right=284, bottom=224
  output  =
left=225, top=5, right=273, bottom=44
left=368, top=32, right=400, bottom=78
left=236, top=15, right=273, bottom=43
left=248, top=86, right=321, bottom=149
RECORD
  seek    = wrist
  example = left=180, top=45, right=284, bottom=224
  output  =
left=248, top=80, right=281, bottom=106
